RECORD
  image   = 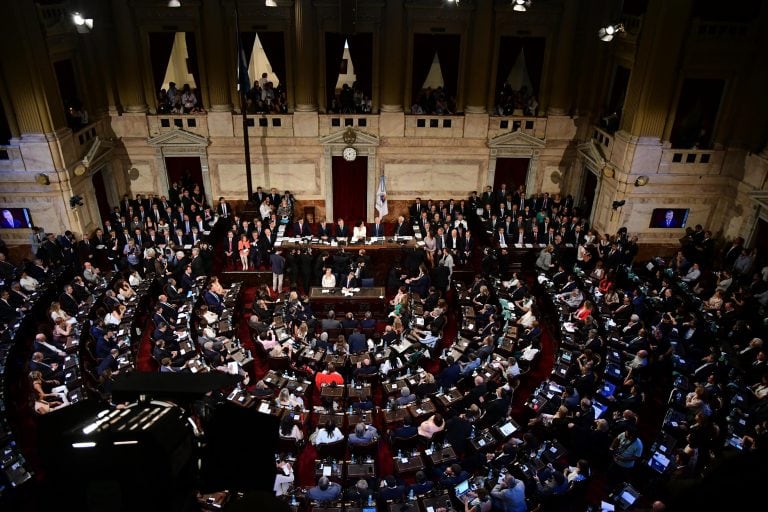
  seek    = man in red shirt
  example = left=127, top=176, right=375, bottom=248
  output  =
left=315, top=363, right=344, bottom=390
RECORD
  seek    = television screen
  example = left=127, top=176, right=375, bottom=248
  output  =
left=0, top=208, right=33, bottom=229
left=649, top=208, right=689, bottom=229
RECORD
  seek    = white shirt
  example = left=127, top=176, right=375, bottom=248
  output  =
left=321, top=274, right=336, bottom=288
left=352, top=225, right=367, bottom=242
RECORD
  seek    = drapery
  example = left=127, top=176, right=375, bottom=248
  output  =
left=411, top=34, right=436, bottom=104
left=496, top=36, right=545, bottom=98
left=325, top=32, right=347, bottom=105
left=258, top=31, right=287, bottom=85
left=347, top=33, right=373, bottom=99
left=148, top=32, right=176, bottom=92
left=332, top=156, right=367, bottom=224
left=185, top=32, right=201, bottom=97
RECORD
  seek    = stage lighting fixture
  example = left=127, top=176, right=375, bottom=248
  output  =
left=598, top=23, right=625, bottom=42
left=513, top=0, right=532, bottom=12
left=168, top=0, right=181, bottom=7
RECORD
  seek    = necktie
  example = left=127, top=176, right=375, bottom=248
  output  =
left=223, top=204, right=227, bottom=216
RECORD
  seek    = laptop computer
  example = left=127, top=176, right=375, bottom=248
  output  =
left=592, top=398, right=609, bottom=419
left=598, top=381, right=616, bottom=399
left=615, top=484, right=640, bottom=510
left=454, top=479, right=471, bottom=498
left=497, top=420, right=518, bottom=437
left=648, top=450, right=671, bottom=473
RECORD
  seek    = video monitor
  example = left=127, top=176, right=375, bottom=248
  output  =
left=0, top=208, right=33, bottom=229
left=649, top=208, right=689, bottom=229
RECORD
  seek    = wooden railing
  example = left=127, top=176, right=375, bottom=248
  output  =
left=319, top=115, right=379, bottom=136
left=488, top=116, right=546, bottom=139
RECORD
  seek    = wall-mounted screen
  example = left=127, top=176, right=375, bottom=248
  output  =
left=649, top=208, right=689, bottom=229
left=0, top=208, right=33, bottom=229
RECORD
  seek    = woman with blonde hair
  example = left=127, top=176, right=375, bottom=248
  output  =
left=30, top=370, right=64, bottom=413
left=49, top=302, right=75, bottom=325
left=52, top=317, right=72, bottom=346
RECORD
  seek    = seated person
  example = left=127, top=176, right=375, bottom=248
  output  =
left=417, top=413, right=445, bottom=439
left=307, top=476, right=342, bottom=502
left=314, top=362, right=344, bottom=390
left=396, top=386, right=417, bottom=406
left=348, top=421, right=378, bottom=445
left=311, top=419, right=344, bottom=446
left=378, top=475, right=406, bottom=502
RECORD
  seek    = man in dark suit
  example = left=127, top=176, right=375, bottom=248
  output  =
left=215, top=197, right=232, bottom=219
left=268, top=187, right=281, bottom=207
left=204, top=284, right=224, bottom=314
left=293, top=218, right=312, bottom=237
left=0, top=210, right=21, bottom=229
left=316, top=219, right=332, bottom=240
left=369, top=216, right=386, bottom=237
left=495, top=226, right=509, bottom=248
left=252, top=186, right=267, bottom=205
left=409, top=197, right=425, bottom=219
left=0, top=290, right=19, bottom=324
left=393, top=216, right=411, bottom=237
left=481, top=186, right=494, bottom=206
left=335, top=218, right=350, bottom=239
left=59, top=285, right=80, bottom=317
left=340, top=271, right=358, bottom=289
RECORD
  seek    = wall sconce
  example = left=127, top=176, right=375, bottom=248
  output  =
left=611, top=200, right=626, bottom=210
left=35, top=173, right=50, bottom=185
left=598, top=23, right=624, bottom=42
left=634, top=175, right=649, bottom=187
left=513, top=0, right=532, bottom=12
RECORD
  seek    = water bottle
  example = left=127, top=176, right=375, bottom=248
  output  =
left=349, top=404, right=354, bottom=414
left=367, top=494, right=374, bottom=506
left=332, top=459, right=338, bottom=474
left=488, top=466, right=494, bottom=480
left=398, top=449, right=403, bottom=458
left=290, top=494, right=297, bottom=506
left=408, top=489, right=414, bottom=501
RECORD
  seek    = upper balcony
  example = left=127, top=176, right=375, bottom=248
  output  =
left=659, top=148, right=725, bottom=175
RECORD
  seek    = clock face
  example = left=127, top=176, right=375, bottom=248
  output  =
left=343, top=146, right=357, bottom=162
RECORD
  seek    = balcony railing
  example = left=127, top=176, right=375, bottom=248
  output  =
left=148, top=114, right=209, bottom=137
left=659, top=148, right=724, bottom=175
left=233, top=114, right=294, bottom=138
left=405, top=115, right=465, bottom=138
left=0, top=145, right=24, bottom=172
left=488, top=116, right=546, bottom=139
left=319, top=115, right=378, bottom=136
left=591, top=126, right=614, bottom=155
left=692, top=20, right=749, bottom=40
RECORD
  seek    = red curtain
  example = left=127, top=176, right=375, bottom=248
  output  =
left=164, top=156, right=204, bottom=193
left=332, top=156, right=367, bottom=223
left=493, top=158, right=529, bottom=192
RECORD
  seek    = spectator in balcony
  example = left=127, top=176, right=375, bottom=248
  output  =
left=180, top=84, right=198, bottom=113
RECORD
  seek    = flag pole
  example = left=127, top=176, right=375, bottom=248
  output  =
left=235, top=2, right=254, bottom=201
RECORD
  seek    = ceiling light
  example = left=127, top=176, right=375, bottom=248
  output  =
left=168, top=0, right=181, bottom=7
left=72, top=12, right=84, bottom=25
left=598, top=23, right=624, bottom=42
left=634, top=175, right=649, bottom=187
left=513, top=0, right=531, bottom=12
left=265, top=0, right=278, bottom=6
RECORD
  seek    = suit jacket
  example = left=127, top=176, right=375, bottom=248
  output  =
left=293, top=221, right=312, bottom=237
left=393, top=222, right=412, bottom=237
left=409, top=202, right=425, bottom=219
left=335, top=224, right=350, bottom=238
left=316, top=223, right=332, bottom=238
left=216, top=202, right=233, bottom=218
left=369, top=222, right=386, bottom=238
left=59, top=292, right=79, bottom=317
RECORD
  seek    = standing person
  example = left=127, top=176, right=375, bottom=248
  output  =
left=270, top=249, right=286, bottom=296
left=609, top=427, right=643, bottom=485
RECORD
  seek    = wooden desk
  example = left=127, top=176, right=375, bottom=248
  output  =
left=470, top=428, right=498, bottom=452
left=427, top=445, right=457, bottom=466
left=314, top=460, right=344, bottom=479
left=435, top=388, right=463, bottom=409
left=324, top=354, right=348, bottom=367
left=407, top=399, right=436, bottom=420
left=346, top=384, right=372, bottom=400
left=387, top=503, right=419, bottom=512
left=382, top=407, right=410, bottom=425
left=263, top=370, right=288, bottom=389
left=309, top=287, right=387, bottom=315
left=393, top=454, right=425, bottom=474
left=346, top=410, right=374, bottom=427
left=346, top=462, right=376, bottom=479
left=320, top=385, right=346, bottom=400
left=315, top=412, right=347, bottom=430
left=421, top=493, right=453, bottom=512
